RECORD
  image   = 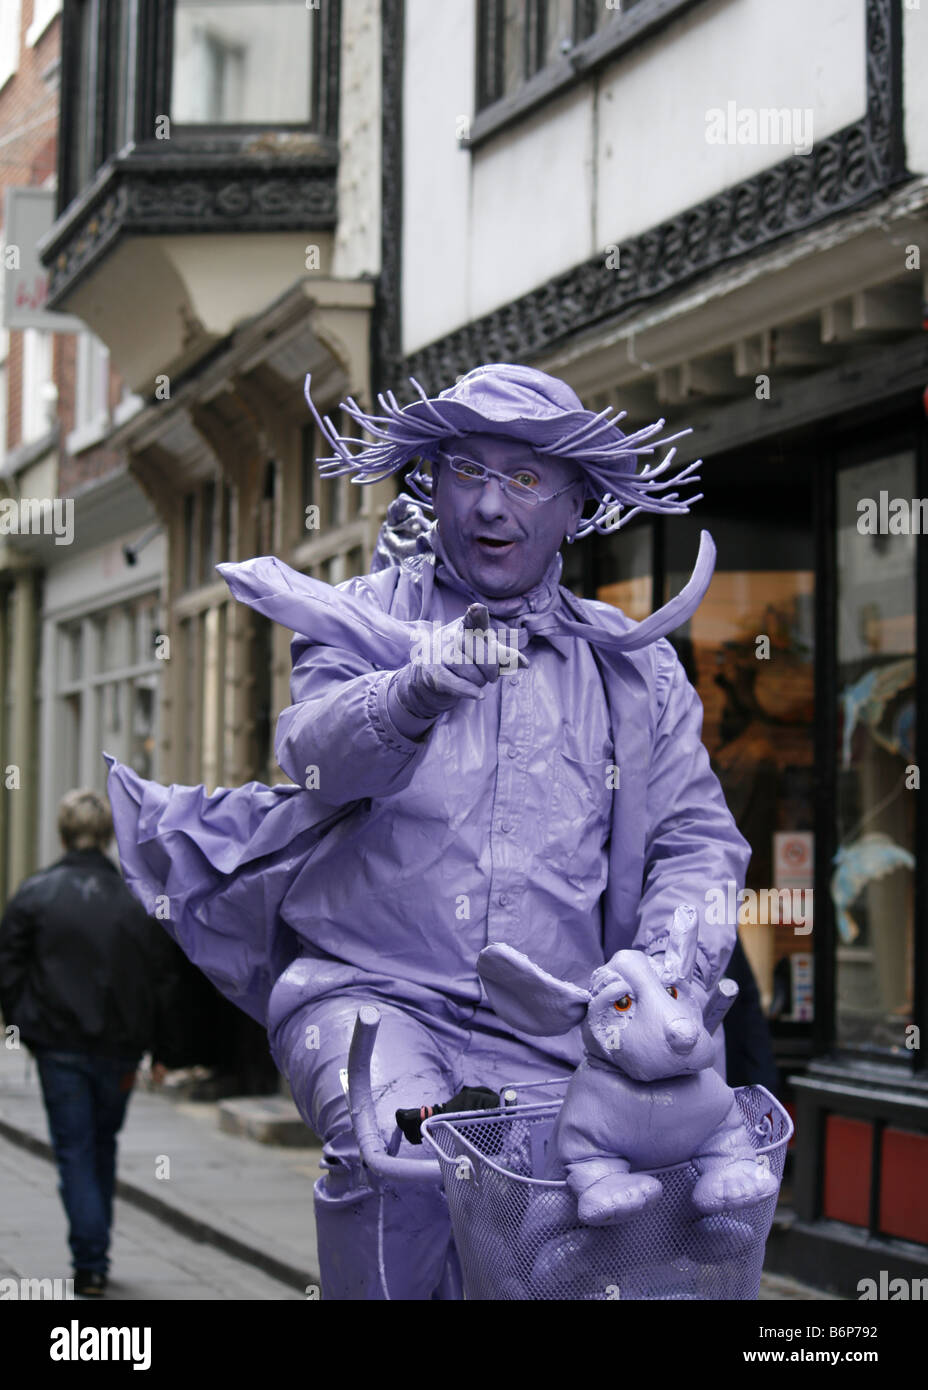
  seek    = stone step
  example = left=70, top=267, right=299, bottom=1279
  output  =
left=218, top=1095, right=321, bottom=1148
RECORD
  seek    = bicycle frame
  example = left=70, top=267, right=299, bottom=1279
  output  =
left=346, top=1004, right=468, bottom=1298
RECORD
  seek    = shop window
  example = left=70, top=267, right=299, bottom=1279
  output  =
left=660, top=455, right=816, bottom=1030
left=171, top=0, right=313, bottom=125
left=834, top=454, right=916, bottom=1054
left=594, top=520, right=652, bottom=621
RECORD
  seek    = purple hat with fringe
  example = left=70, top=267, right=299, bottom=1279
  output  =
left=303, top=362, right=702, bottom=537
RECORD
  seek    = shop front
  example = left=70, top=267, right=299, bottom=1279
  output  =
left=561, top=384, right=927, bottom=1294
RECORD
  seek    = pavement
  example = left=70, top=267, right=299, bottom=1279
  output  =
left=0, top=1042, right=835, bottom=1301
left=0, top=1043, right=322, bottom=1295
left=0, top=1137, right=302, bottom=1300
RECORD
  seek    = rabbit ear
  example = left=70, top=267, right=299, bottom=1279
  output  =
left=478, top=944, right=590, bottom=1036
left=659, top=904, right=699, bottom=984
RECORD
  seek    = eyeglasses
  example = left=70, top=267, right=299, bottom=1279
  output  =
left=436, top=452, right=579, bottom=508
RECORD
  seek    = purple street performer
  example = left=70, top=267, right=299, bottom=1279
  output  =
left=104, top=363, right=750, bottom=1299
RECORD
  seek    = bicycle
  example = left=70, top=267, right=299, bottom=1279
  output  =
left=346, top=1004, right=792, bottom=1301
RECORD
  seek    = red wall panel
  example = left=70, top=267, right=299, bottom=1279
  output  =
left=880, top=1128, right=928, bottom=1245
left=823, top=1115, right=872, bottom=1227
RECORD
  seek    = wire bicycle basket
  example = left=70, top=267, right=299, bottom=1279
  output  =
left=421, top=1084, right=792, bottom=1300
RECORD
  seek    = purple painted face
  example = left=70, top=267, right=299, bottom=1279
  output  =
left=431, top=436, right=585, bottom=599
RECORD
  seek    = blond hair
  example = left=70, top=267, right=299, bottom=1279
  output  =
left=58, top=789, right=113, bottom=852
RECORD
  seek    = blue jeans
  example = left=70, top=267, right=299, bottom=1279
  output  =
left=34, top=1049, right=138, bottom=1275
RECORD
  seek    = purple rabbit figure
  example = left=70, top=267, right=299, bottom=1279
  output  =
left=477, top=905, right=779, bottom=1226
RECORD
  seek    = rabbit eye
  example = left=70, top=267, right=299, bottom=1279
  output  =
left=666, top=986, right=678, bottom=999
left=613, top=995, right=632, bottom=1012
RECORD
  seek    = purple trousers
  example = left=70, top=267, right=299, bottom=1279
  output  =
left=273, top=987, right=578, bottom=1300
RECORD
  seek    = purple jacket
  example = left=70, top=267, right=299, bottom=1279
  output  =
left=104, top=537, right=750, bottom=1034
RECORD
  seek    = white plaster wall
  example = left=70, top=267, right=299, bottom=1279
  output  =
left=333, top=0, right=382, bottom=279
left=42, top=524, right=164, bottom=618
left=402, top=0, right=475, bottom=353
left=470, top=86, right=593, bottom=319
left=903, top=2, right=928, bottom=177
left=596, top=0, right=866, bottom=243
left=401, top=0, right=869, bottom=356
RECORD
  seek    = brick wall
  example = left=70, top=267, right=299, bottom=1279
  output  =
left=1, top=3, right=128, bottom=494
left=1, top=4, right=60, bottom=455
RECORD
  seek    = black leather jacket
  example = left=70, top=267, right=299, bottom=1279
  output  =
left=0, top=848, right=185, bottom=1065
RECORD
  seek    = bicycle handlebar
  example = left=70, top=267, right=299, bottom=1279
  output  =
left=347, top=1005, right=444, bottom=1186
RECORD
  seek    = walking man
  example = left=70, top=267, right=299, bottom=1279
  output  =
left=0, top=789, right=182, bottom=1296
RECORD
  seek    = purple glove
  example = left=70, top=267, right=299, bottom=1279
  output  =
left=388, top=604, right=525, bottom=729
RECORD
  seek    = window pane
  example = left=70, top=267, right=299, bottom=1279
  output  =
left=181, top=616, right=199, bottom=773
left=183, top=492, right=196, bottom=590
left=315, top=409, right=342, bottom=529
left=301, top=424, right=317, bottom=518
left=595, top=522, right=652, bottom=619
left=252, top=614, right=272, bottom=777
left=200, top=479, right=216, bottom=585
left=221, top=480, right=234, bottom=560
left=502, top=0, right=527, bottom=98
left=133, top=596, right=160, bottom=666
left=834, top=454, right=916, bottom=1054
left=62, top=693, right=81, bottom=791
left=172, top=0, right=312, bottom=124
left=341, top=416, right=363, bottom=519
left=62, top=622, right=83, bottom=681
left=672, top=566, right=816, bottom=1020
left=98, top=680, right=123, bottom=742
left=106, top=0, right=135, bottom=156
left=96, top=605, right=131, bottom=672
left=129, top=675, right=157, bottom=778
left=663, top=477, right=816, bottom=1032
left=72, top=0, right=96, bottom=189
left=543, top=0, right=574, bottom=67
